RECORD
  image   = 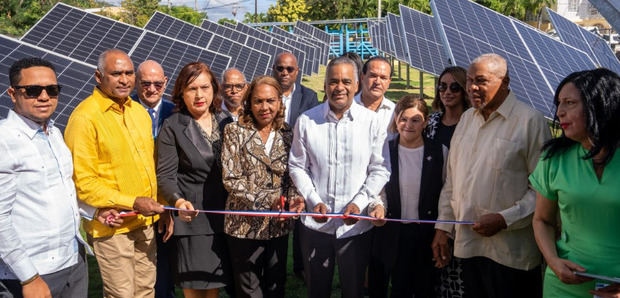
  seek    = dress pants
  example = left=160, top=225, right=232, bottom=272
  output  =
left=226, top=235, right=288, bottom=298
left=154, top=229, right=175, bottom=298
left=1, top=246, right=87, bottom=298
left=299, top=224, right=371, bottom=298
left=461, top=256, right=542, bottom=298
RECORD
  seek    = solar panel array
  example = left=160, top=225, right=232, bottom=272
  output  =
left=386, top=13, right=408, bottom=62
left=293, top=21, right=330, bottom=64
left=431, top=0, right=596, bottom=118
left=546, top=8, right=620, bottom=75
left=22, top=2, right=232, bottom=98
left=146, top=12, right=270, bottom=81
left=587, top=0, right=620, bottom=35
left=234, top=22, right=309, bottom=76
left=369, top=20, right=392, bottom=56
left=258, top=26, right=319, bottom=75
left=399, top=5, right=448, bottom=76
left=270, top=26, right=320, bottom=73
left=0, top=35, right=96, bottom=131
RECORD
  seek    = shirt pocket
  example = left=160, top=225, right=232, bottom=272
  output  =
left=491, top=138, right=521, bottom=171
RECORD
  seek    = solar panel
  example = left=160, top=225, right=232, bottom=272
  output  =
left=146, top=12, right=270, bottom=81
left=200, top=19, right=292, bottom=77
left=293, top=21, right=330, bottom=64
left=257, top=26, right=318, bottom=75
left=21, top=3, right=232, bottom=98
left=0, top=34, right=96, bottom=131
left=399, top=5, right=449, bottom=76
left=386, top=13, right=407, bottom=62
left=221, top=21, right=237, bottom=30
left=271, top=26, right=321, bottom=73
left=373, top=20, right=393, bottom=56
left=22, top=3, right=142, bottom=66
left=235, top=22, right=309, bottom=76
left=431, top=0, right=596, bottom=118
left=547, top=8, right=620, bottom=75
left=587, top=0, right=620, bottom=35
left=367, top=20, right=379, bottom=50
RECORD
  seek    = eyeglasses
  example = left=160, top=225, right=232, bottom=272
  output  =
left=437, top=82, right=462, bottom=93
left=274, top=66, right=296, bottom=73
left=223, top=83, right=246, bottom=91
left=13, top=84, right=62, bottom=98
left=140, top=81, right=165, bottom=90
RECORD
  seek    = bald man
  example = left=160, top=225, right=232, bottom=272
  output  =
left=65, top=49, right=164, bottom=298
left=132, top=60, right=175, bottom=138
left=272, top=52, right=318, bottom=127
left=131, top=60, right=176, bottom=298
left=431, top=53, right=550, bottom=298
left=220, top=68, right=247, bottom=120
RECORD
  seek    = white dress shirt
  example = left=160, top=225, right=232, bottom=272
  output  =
left=221, top=101, right=239, bottom=121
left=282, top=84, right=296, bottom=124
left=289, top=101, right=391, bottom=238
left=0, top=110, right=89, bottom=281
left=354, top=93, right=395, bottom=135
left=138, top=97, right=163, bottom=136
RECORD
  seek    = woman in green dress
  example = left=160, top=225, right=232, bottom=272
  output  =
left=530, top=68, right=620, bottom=298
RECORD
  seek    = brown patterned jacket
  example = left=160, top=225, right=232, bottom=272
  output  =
left=221, top=121, right=298, bottom=240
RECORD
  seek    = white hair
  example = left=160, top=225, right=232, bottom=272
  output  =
left=471, top=53, right=509, bottom=79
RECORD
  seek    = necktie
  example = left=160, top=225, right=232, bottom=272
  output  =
left=147, top=108, right=156, bottom=138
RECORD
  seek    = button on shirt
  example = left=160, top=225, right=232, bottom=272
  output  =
left=289, top=102, right=391, bottom=238
left=435, top=92, right=551, bottom=270
left=0, top=110, right=88, bottom=281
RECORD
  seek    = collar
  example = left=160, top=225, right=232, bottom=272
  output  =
left=6, top=109, right=54, bottom=139
left=473, top=91, right=516, bottom=121
left=132, top=93, right=162, bottom=113
left=321, top=100, right=359, bottom=121
left=221, top=101, right=230, bottom=112
left=354, top=93, right=393, bottom=111
left=283, top=84, right=296, bottom=100
left=93, top=87, right=133, bottom=113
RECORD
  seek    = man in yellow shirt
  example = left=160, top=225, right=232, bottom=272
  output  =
left=64, top=49, right=164, bottom=298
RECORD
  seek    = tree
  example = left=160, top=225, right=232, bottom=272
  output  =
left=120, top=0, right=158, bottom=27
left=474, top=0, right=555, bottom=21
left=265, top=0, right=308, bottom=22
left=218, top=17, right=237, bottom=25
left=157, top=5, right=207, bottom=26
left=242, top=11, right=267, bottom=23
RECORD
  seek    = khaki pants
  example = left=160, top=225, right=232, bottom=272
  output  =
left=90, top=225, right=156, bottom=298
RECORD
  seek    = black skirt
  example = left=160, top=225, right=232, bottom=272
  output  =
left=173, top=233, right=230, bottom=289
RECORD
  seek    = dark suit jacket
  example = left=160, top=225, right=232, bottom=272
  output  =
left=156, top=109, right=233, bottom=236
left=371, top=135, right=445, bottom=265
left=131, top=94, right=175, bottom=138
left=288, top=83, right=319, bottom=128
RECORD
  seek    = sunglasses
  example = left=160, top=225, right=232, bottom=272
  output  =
left=274, top=66, right=296, bottom=73
left=140, top=81, right=165, bottom=90
left=13, top=84, right=62, bottom=98
left=223, top=83, right=246, bottom=91
left=437, top=82, right=462, bottom=93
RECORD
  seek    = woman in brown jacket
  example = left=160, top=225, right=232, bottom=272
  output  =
left=221, top=75, right=304, bottom=298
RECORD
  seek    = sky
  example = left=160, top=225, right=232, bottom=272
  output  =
left=105, top=0, right=276, bottom=21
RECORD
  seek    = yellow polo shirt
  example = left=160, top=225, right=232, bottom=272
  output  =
left=65, top=87, right=161, bottom=238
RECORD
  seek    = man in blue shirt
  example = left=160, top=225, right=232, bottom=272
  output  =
left=0, top=57, right=90, bottom=298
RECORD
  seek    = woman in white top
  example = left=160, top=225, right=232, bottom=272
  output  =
left=368, top=95, right=448, bottom=298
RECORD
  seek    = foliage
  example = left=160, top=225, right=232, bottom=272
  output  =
left=119, top=0, right=158, bottom=27
left=157, top=5, right=207, bottom=26
left=242, top=11, right=268, bottom=23
left=0, top=0, right=102, bottom=37
left=475, top=0, right=555, bottom=21
left=265, top=0, right=308, bottom=22
left=218, top=17, right=237, bottom=25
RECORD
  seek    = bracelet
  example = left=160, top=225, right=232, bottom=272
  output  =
left=94, top=208, right=100, bottom=219
left=21, top=273, right=39, bottom=285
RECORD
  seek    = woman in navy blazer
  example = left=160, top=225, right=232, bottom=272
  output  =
left=368, top=95, right=448, bottom=298
left=156, top=62, right=233, bottom=298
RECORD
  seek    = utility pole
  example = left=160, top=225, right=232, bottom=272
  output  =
left=255, top=0, right=258, bottom=23
left=195, top=0, right=198, bottom=11
left=168, top=0, right=171, bottom=10
left=378, top=0, right=381, bottom=18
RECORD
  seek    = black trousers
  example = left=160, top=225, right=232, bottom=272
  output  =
left=226, top=234, right=288, bottom=298
left=292, top=220, right=304, bottom=273
left=368, top=223, right=437, bottom=298
left=461, top=256, right=542, bottom=298
left=299, top=224, right=371, bottom=298
left=154, top=229, right=175, bottom=298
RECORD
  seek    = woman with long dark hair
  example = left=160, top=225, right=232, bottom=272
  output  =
left=157, top=62, right=233, bottom=298
left=530, top=68, right=620, bottom=297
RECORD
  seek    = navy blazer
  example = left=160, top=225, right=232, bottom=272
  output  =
left=371, top=135, right=445, bottom=265
left=156, top=109, right=233, bottom=236
left=288, top=83, right=319, bottom=128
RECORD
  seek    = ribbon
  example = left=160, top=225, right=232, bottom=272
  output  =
left=114, top=206, right=474, bottom=225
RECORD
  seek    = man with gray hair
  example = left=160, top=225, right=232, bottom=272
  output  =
left=431, top=53, right=550, bottom=297
left=289, top=56, right=390, bottom=297
left=65, top=49, right=164, bottom=297
left=220, top=68, right=247, bottom=120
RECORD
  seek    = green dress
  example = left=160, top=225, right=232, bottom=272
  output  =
left=529, top=144, right=620, bottom=297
